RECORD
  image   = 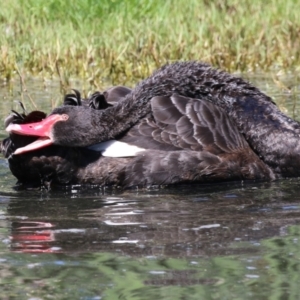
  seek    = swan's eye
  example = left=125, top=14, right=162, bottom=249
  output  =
left=61, top=114, right=69, bottom=121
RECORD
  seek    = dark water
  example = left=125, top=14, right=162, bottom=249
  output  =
left=0, top=73, right=300, bottom=299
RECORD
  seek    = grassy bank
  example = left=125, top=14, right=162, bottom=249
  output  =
left=1, top=0, right=300, bottom=84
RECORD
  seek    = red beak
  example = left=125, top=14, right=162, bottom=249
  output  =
left=6, top=114, right=64, bottom=137
left=6, top=114, right=67, bottom=155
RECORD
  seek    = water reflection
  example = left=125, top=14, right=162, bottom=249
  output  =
left=3, top=180, right=300, bottom=257
left=0, top=180, right=300, bottom=298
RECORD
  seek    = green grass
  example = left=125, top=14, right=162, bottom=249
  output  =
left=1, top=0, right=300, bottom=84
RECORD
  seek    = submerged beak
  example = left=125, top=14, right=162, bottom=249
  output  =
left=6, top=114, right=67, bottom=155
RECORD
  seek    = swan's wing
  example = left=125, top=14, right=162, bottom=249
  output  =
left=64, top=89, right=82, bottom=106
left=121, top=95, right=275, bottom=186
left=103, top=86, right=132, bottom=104
left=122, top=94, right=248, bottom=154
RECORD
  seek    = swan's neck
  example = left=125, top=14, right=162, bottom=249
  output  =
left=228, top=95, right=300, bottom=176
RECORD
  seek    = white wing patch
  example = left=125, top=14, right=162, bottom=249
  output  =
left=87, top=140, right=146, bottom=157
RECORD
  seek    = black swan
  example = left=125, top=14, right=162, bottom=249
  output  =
left=3, top=61, right=299, bottom=188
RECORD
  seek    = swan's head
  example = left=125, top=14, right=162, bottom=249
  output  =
left=6, top=106, right=102, bottom=155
